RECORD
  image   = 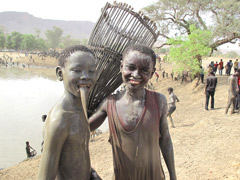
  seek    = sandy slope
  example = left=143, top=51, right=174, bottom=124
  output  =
left=0, top=58, right=240, bottom=180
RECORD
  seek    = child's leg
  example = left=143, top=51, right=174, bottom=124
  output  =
left=167, top=111, right=175, bottom=128
left=169, top=115, right=175, bottom=128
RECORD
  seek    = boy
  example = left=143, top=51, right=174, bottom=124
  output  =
left=25, top=141, right=36, bottom=158
left=167, top=87, right=180, bottom=128
left=89, top=44, right=177, bottom=180
left=38, top=45, right=100, bottom=180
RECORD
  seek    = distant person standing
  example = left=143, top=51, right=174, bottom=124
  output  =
left=234, top=59, right=238, bottom=73
left=167, top=87, right=180, bottom=128
left=218, top=59, right=223, bottom=76
left=214, top=61, right=218, bottom=73
left=227, top=60, right=233, bottom=75
left=225, top=69, right=240, bottom=114
left=205, top=71, right=217, bottom=110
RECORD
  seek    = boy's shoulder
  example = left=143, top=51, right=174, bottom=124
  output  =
left=47, top=104, right=74, bottom=128
left=146, top=89, right=167, bottom=105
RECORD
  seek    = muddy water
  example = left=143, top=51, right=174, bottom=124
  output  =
left=0, top=67, right=108, bottom=168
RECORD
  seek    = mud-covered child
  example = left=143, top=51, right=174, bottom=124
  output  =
left=89, top=44, right=177, bottom=180
left=38, top=45, right=101, bottom=180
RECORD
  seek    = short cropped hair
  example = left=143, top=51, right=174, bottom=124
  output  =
left=122, top=44, right=156, bottom=67
left=167, top=87, right=173, bottom=92
left=58, top=45, right=94, bottom=67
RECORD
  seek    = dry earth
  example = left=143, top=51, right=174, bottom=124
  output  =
left=0, top=53, right=239, bottom=180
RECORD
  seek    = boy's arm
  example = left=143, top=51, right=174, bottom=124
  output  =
left=38, top=113, right=69, bottom=180
left=205, top=78, right=208, bottom=94
left=175, top=95, right=180, bottom=102
left=157, top=94, right=177, bottom=180
left=89, top=99, right=108, bottom=132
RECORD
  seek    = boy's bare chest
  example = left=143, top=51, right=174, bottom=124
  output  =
left=67, top=115, right=90, bottom=146
left=116, top=100, right=144, bottom=129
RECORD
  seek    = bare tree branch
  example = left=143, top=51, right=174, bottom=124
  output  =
left=210, top=33, right=240, bottom=49
left=156, top=43, right=171, bottom=48
left=195, top=10, right=207, bottom=29
left=210, top=9, right=221, bottom=24
left=158, top=33, right=171, bottom=39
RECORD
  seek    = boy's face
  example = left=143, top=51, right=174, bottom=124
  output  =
left=58, top=51, right=96, bottom=97
left=121, top=51, right=155, bottom=90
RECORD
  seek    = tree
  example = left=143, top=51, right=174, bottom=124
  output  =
left=167, top=25, right=211, bottom=76
left=0, top=33, right=5, bottom=49
left=21, top=34, right=36, bottom=51
left=142, top=0, right=240, bottom=54
left=6, top=32, right=23, bottom=50
left=80, top=38, right=88, bottom=46
left=35, top=38, right=48, bottom=51
left=35, top=28, right=41, bottom=39
left=60, top=35, right=81, bottom=48
left=45, top=26, right=63, bottom=49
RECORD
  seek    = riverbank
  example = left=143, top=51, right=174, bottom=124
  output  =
left=0, top=52, right=58, bottom=67
left=0, top=52, right=57, bottom=80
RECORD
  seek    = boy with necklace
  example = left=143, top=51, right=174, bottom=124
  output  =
left=90, top=44, right=177, bottom=180
left=38, top=45, right=101, bottom=180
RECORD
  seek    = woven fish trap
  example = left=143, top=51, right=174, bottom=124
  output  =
left=87, top=2, right=159, bottom=115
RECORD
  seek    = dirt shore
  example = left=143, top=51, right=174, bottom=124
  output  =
left=0, top=53, right=239, bottom=180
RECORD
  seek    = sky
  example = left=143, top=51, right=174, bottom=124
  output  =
left=0, top=0, right=156, bottom=22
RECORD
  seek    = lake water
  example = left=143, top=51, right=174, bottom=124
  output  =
left=0, top=67, right=108, bottom=168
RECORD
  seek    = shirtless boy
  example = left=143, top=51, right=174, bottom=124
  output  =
left=167, top=87, right=179, bottom=128
left=89, top=44, right=177, bottom=180
left=38, top=45, right=100, bottom=180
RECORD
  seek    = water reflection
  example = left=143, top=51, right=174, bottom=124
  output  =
left=0, top=67, right=108, bottom=168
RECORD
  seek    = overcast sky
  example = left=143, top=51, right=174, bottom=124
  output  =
left=0, top=0, right=156, bottom=22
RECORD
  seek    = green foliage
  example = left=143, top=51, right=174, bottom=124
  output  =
left=80, top=38, right=88, bottom=46
left=154, top=47, right=169, bottom=54
left=21, top=34, right=36, bottom=51
left=45, top=26, right=63, bottom=49
left=167, top=25, right=212, bottom=75
left=159, top=48, right=168, bottom=54
left=0, top=26, right=83, bottom=51
left=35, top=38, right=48, bottom=51
left=6, top=31, right=23, bottom=50
left=34, top=28, right=41, bottom=39
left=0, top=33, right=5, bottom=49
left=60, top=35, right=81, bottom=48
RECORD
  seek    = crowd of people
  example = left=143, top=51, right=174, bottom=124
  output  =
left=208, top=59, right=240, bottom=76
left=205, top=59, right=240, bottom=114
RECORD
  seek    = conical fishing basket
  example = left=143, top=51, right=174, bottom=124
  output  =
left=87, top=2, right=159, bottom=115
